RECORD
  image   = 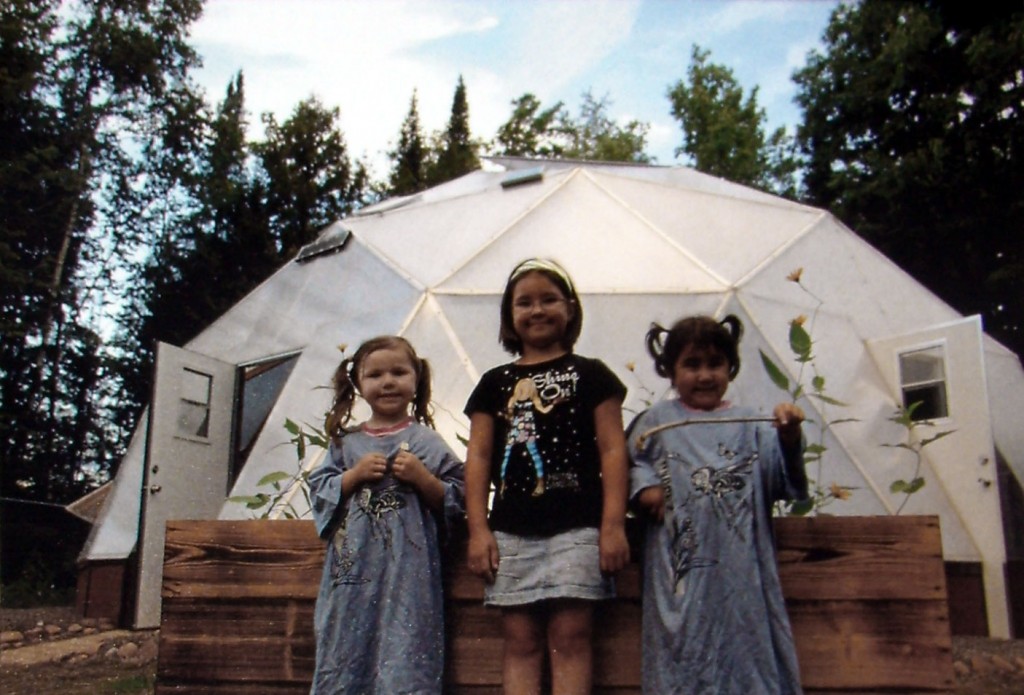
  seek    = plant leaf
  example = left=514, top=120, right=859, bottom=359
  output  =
left=258, top=471, right=293, bottom=486
left=228, top=495, right=265, bottom=506
left=760, top=350, right=790, bottom=391
left=789, top=321, right=813, bottom=360
left=788, top=498, right=815, bottom=516
left=810, top=393, right=848, bottom=406
left=920, top=430, right=955, bottom=447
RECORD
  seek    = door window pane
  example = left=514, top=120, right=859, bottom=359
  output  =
left=899, top=347, right=948, bottom=420
left=178, top=368, right=212, bottom=438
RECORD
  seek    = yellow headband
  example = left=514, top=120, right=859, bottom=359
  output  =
left=509, top=258, right=576, bottom=295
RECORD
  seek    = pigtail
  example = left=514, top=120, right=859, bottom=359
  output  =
left=325, top=357, right=358, bottom=445
left=645, top=323, right=673, bottom=378
left=718, top=315, right=743, bottom=378
left=412, top=357, right=436, bottom=429
left=719, top=315, right=743, bottom=344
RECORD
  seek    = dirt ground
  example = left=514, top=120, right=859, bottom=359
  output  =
left=3, top=606, right=1024, bottom=693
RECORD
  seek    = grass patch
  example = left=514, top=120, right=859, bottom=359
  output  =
left=106, top=674, right=154, bottom=693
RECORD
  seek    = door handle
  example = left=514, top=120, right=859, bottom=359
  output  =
left=148, top=484, right=162, bottom=494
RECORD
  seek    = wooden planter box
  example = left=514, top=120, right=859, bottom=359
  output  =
left=158, top=516, right=954, bottom=694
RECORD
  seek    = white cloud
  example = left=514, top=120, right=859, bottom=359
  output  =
left=189, top=0, right=830, bottom=177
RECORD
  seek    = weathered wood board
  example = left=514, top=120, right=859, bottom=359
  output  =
left=157, top=516, right=954, bottom=693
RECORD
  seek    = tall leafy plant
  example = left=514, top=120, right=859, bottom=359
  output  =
left=760, top=269, right=856, bottom=515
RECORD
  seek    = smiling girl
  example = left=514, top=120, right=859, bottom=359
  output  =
left=628, top=315, right=808, bottom=694
left=308, top=336, right=465, bottom=694
left=464, top=258, right=630, bottom=694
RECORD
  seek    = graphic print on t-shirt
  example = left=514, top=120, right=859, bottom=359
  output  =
left=498, top=365, right=580, bottom=498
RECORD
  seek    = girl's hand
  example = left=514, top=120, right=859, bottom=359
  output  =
left=773, top=402, right=805, bottom=447
left=599, top=522, right=630, bottom=574
left=638, top=486, right=666, bottom=522
left=351, top=452, right=388, bottom=485
left=466, top=527, right=499, bottom=584
left=390, top=448, right=429, bottom=487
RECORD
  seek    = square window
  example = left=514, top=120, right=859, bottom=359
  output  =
left=899, top=347, right=948, bottom=420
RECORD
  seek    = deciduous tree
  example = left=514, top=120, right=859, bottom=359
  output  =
left=668, top=45, right=797, bottom=196
left=794, top=0, right=1024, bottom=357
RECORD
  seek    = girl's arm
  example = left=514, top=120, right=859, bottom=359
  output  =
left=465, top=412, right=499, bottom=583
left=627, top=411, right=666, bottom=522
left=308, top=445, right=346, bottom=538
left=772, top=402, right=809, bottom=498
left=595, top=397, right=630, bottom=574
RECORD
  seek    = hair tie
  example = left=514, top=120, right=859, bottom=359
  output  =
left=509, top=258, right=576, bottom=295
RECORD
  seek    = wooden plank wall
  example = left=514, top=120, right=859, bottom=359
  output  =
left=158, top=516, right=954, bottom=694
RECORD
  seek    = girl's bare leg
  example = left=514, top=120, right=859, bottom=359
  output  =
left=502, top=607, right=544, bottom=695
left=547, top=600, right=594, bottom=695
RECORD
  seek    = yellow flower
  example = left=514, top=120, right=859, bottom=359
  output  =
left=829, top=483, right=851, bottom=501
left=787, top=267, right=803, bottom=283
left=791, top=314, right=808, bottom=327
left=337, top=343, right=348, bottom=353
left=626, top=360, right=636, bottom=372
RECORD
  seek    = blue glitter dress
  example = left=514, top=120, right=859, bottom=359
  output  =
left=629, top=401, right=807, bottom=695
left=308, top=421, right=464, bottom=694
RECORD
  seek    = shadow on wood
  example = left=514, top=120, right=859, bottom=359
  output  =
left=157, top=516, right=954, bottom=693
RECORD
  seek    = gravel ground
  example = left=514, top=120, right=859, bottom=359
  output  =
left=3, top=606, right=1024, bottom=693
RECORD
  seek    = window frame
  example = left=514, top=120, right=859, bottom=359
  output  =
left=896, top=341, right=951, bottom=422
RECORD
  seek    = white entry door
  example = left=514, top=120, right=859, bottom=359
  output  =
left=135, top=342, right=237, bottom=628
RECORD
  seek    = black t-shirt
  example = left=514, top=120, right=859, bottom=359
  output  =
left=464, top=353, right=626, bottom=537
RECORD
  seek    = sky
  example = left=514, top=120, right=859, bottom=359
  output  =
left=189, top=0, right=842, bottom=177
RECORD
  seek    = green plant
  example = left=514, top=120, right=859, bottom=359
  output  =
left=228, top=418, right=327, bottom=519
left=760, top=268, right=857, bottom=515
left=883, top=401, right=954, bottom=514
left=108, top=674, right=156, bottom=693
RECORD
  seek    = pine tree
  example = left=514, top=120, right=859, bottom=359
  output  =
left=257, top=96, right=357, bottom=257
left=427, top=76, right=480, bottom=185
left=388, top=90, right=427, bottom=196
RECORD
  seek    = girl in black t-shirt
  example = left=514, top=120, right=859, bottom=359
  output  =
left=464, top=258, right=629, bottom=694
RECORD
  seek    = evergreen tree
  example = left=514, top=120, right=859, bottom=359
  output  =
left=257, top=96, right=358, bottom=257
left=427, top=75, right=480, bottom=185
left=667, top=45, right=797, bottom=196
left=388, top=90, right=427, bottom=196
left=794, top=0, right=1024, bottom=357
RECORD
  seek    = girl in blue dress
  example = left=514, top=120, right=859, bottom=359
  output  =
left=308, top=336, right=465, bottom=694
left=629, top=315, right=808, bottom=694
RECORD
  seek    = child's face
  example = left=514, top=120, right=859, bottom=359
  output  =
left=672, top=344, right=731, bottom=411
left=510, top=271, right=574, bottom=354
left=358, top=347, right=418, bottom=425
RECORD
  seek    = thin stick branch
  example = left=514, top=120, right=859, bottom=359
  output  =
left=636, top=416, right=777, bottom=449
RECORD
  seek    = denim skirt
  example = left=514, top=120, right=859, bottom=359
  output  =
left=484, top=527, right=614, bottom=607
